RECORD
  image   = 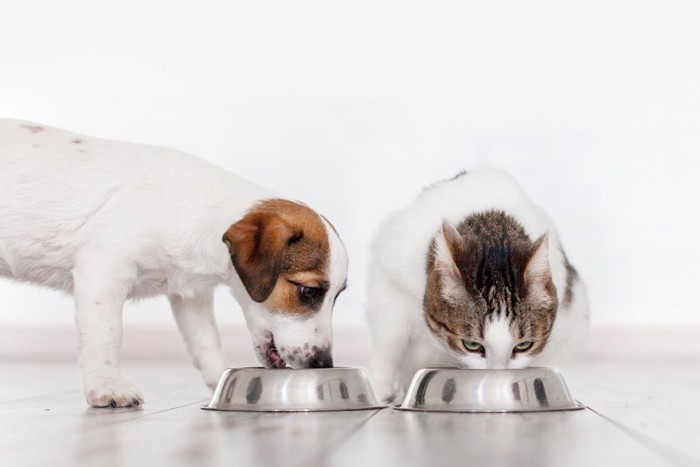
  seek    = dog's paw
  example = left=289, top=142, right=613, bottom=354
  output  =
left=196, top=357, right=226, bottom=392
left=204, top=374, right=221, bottom=392
left=84, top=376, right=144, bottom=408
left=202, top=367, right=226, bottom=391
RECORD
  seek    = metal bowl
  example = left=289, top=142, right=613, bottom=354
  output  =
left=202, top=367, right=384, bottom=412
left=396, top=367, right=584, bottom=413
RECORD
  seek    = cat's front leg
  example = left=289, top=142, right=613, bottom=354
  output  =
left=366, top=270, right=415, bottom=405
left=371, top=348, right=407, bottom=404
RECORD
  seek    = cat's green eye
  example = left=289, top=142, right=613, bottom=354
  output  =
left=514, top=341, right=533, bottom=352
left=462, top=340, right=483, bottom=352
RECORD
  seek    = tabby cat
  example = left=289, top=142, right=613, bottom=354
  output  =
left=366, top=169, right=588, bottom=403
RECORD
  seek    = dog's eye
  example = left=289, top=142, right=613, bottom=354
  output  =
left=298, top=286, right=320, bottom=302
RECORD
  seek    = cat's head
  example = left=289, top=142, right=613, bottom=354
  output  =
left=423, top=213, right=558, bottom=369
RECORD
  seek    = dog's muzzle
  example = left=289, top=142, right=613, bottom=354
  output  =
left=259, top=336, right=334, bottom=369
left=308, top=349, right=333, bottom=368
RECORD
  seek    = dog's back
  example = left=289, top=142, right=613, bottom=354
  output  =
left=0, top=119, right=270, bottom=293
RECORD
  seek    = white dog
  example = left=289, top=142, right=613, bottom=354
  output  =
left=366, top=169, right=588, bottom=403
left=0, top=120, right=348, bottom=407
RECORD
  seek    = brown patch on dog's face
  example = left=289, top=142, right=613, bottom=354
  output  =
left=222, top=199, right=330, bottom=314
left=263, top=230, right=331, bottom=315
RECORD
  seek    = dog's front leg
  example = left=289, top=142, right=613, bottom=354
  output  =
left=73, top=262, right=143, bottom=408
left=169, top=289, right=226, bottom=390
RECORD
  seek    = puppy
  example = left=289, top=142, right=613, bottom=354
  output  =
left=0, top=120, right=348, bottom=407
left=366, top=169, right=588, bottom=403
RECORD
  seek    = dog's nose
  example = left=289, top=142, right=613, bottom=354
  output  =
left=309, top=350, right=333, bottom=368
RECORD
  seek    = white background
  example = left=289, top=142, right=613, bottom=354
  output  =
left=1, top=0, right=699, bottom=329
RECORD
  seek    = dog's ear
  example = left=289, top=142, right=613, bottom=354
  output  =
left=222, top=211, right=301, bottom=302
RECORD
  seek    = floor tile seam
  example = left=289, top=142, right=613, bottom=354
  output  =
left=47, top=402, right=268, bottom=466
left=293, top=408, right=385, bottom=467
left=108, top=399, right=211, bottom=424
left=587, top=406, right=699, bottom=467
left=0, top=389, right=77, bottom=406
left=51, top=399, right=212, bottom=435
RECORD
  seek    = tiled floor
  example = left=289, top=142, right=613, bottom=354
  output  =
left=1, top=325, right=698, bottom=467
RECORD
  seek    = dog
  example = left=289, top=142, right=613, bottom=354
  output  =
left=366, top=169, right=588, bottom=403
left=0, top=120, right=348, bottom=407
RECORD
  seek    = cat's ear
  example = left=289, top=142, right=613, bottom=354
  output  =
left=524, top=234, right=557, bottom=307
left=434, top=220, right=470, bottom=300
left=525, top=234, right=551, bottom=284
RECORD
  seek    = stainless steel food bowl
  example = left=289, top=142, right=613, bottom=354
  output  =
left=396, top=367, right=584, bottom=413
left=202, top=367, right=384, bottom=412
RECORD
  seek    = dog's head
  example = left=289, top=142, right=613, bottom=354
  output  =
left=222, top=199, right=347, bottom=369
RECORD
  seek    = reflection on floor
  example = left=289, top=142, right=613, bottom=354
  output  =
left=1, top=325, right=698, bottom=467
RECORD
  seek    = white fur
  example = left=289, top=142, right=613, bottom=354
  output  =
left=366, top=169, right=589, bottom=403
left=482, top=315, right=518, bottom=370
left=0, top=120, right=347, bottom=406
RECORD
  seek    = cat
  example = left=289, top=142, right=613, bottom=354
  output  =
left=366, top=169, right=588, bottom=403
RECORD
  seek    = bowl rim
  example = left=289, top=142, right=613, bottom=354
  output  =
left=201, top=404, right=387, bottom=413
left=393, top=401, right=586, bottom=413
left=202, top=366, right=387, bottom=412
left=396, top=366, right=585, bottom=413
left=216, top=366, right=367, bottom=372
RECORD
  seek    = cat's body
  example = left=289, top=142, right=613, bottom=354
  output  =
left=366, top=169, right=588, bottom=403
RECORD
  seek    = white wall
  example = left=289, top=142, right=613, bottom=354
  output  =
left=1, top=0, right=699, bottom=328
